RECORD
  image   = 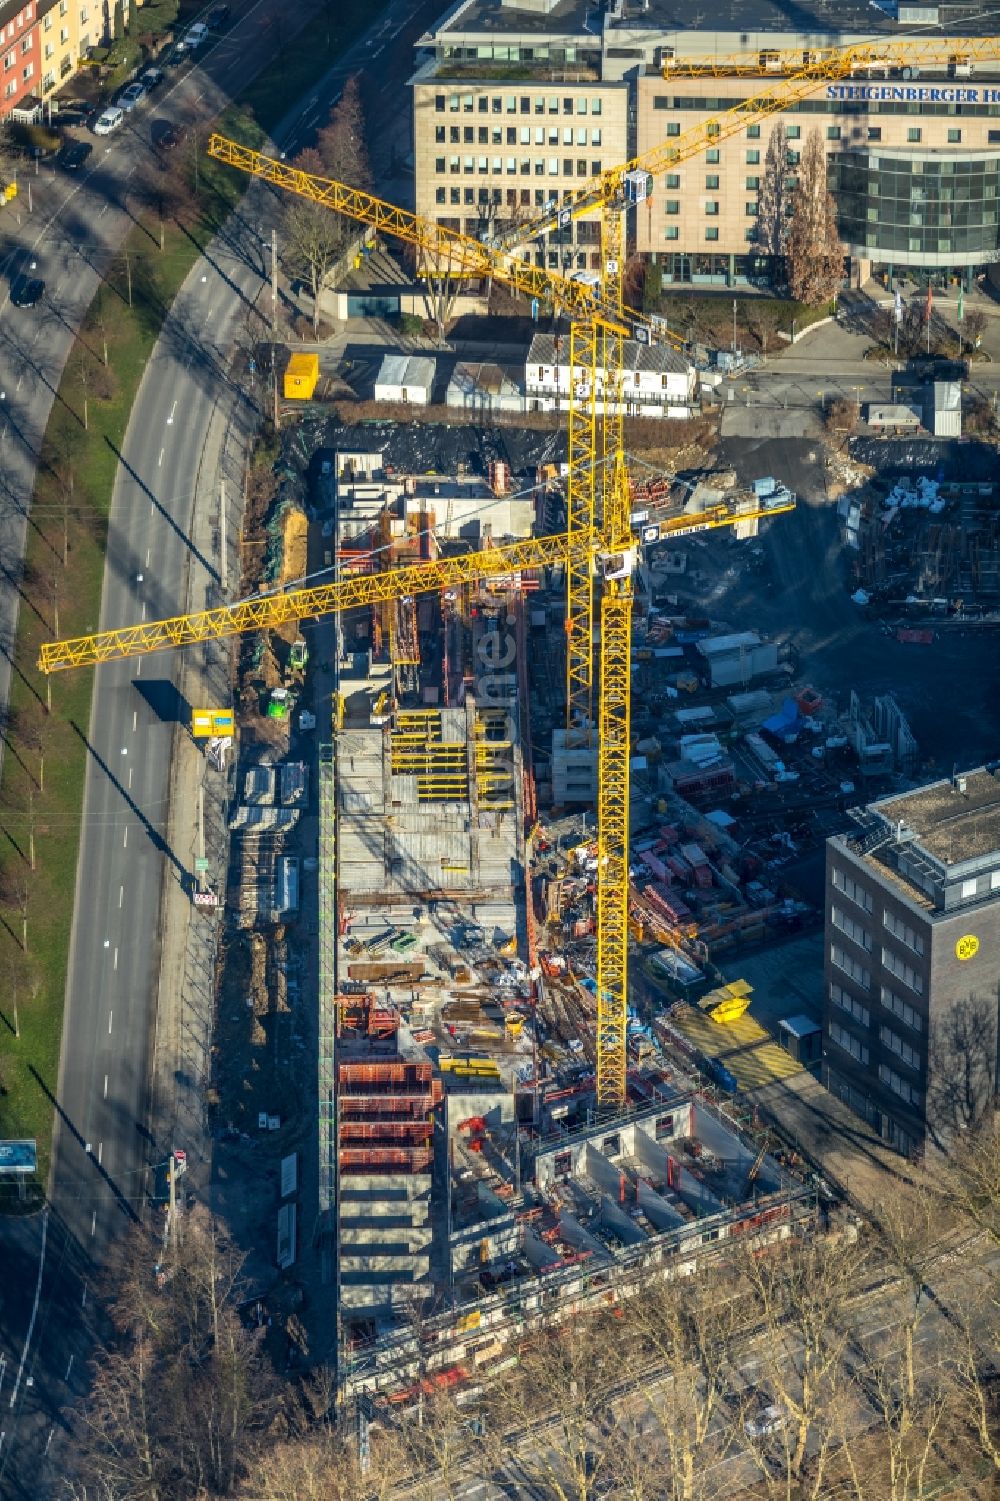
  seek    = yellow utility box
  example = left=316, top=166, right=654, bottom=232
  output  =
left=283, top=351, right=319, bottom=400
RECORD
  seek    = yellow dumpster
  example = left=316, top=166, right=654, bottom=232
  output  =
left=283, top=351, right=319, bottom=400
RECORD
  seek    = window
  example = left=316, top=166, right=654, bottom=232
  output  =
left=664, top=225, right=679, bottom=240
left=830, top=982, right=870, bottom=1027
left=435, top=125, right=445, bottom=143
left=666, top=122, right=680, bottom=137
left=786, top=124, right=800, bottom=139
left=745, top=201, right=758, bottom=215
left=746, top=149, right=760, bottom=165
left=492, top=97, right=501, bottom=113
left=827, top=125, right=841, bottom=140
left=591, top=97, right=601, bottom=115
left=705, top=227, right=719, bottom=240
left=463, top=126, right=473, bottom=143
left=832, top=867, right=873, bottom=913
left=868, top=127, right=882, bottom=141
left=907, top=127, right=922, bottom=143
left=435, top=186, right=445, bottom=204
left=707, top=122, right=719, bottom=137
left=462, top=94, right=473, bottom=112
left=880, top=986, right=923, bottom=1033
left=664, top=199, right=679, bottom=214
left=477, top=96, right=488, bottom=113
left=434, top=155, right=445, bottom=173
left=992, top=871, right=1000, bottom=890
left=664, top=173, right=679, bottom=189
left=744, top=227, right=756, bottom=241
left=706, top=174, right=719, bottom=189
left=477, top=126, right=488, bottom=143
left=948, top=128, right=962, bottom=143
left=880, top=1024, right=920, bottom=1070
left=786, top=150, right=800, bottom=166
left=20, top=35, right=29, bottom=51
left=831, top=944, right=870, bottom=989
left=990, top=130, right=1000, bottom=144
left=576, top=97, right=587, bottom=114
left=879, top=1063, right=921, bottom=1108
left=705, top=200, right=719, bottom=215
left=706, top=148, right=720, bottom=164
left=961, top=878, right=978, bottom=899
left=881, top=947, right=923, bottom=994
left=450, top=187, right=460, bottom=204
left=832, top=906, right=872, bottom=951
left=882, top=910, right=924, bottom=955
left=591, top=128, right=601, bottom=146
left=830, top=1020, right=869, bottom=1065
left=746, top=124, right=760, bottom=139
left=746, top=175, right=759, bottom=190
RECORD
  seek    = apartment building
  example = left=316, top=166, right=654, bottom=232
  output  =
left=1, top=0, right=133, bottom=118
left=412, top=0, right=1000, bottom=290
left=822, top=768, right=1000, bottom=1157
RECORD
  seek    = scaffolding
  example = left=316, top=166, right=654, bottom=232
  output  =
left=319, top=742, right=338, bottom=1220
left=391, top=710, right=469, bottom=801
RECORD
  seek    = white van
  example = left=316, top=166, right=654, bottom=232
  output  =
left=93, top=106, right=125, bottom=136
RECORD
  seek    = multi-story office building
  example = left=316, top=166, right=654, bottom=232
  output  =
left=412, top=0, right=1000, bottom=290
left=822, top=769, right=1000, bottom=1157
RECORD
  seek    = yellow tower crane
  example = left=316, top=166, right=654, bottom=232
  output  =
left=38, top=107, right=805, bottom=1105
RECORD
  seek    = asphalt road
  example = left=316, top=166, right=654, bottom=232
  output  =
left=0, top=0, right=435, bottom=1487
left=0, top=0, right=386, bottom=1490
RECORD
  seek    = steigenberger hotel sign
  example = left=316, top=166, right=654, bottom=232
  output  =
left=827, top=83, right=1000, bottom=103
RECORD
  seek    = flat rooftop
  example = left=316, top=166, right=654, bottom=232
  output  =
left=876, top=768, right=1000, bottom=866
left=425, top=0, right=596, bottom=40
left=427, top=0, right=1000, bottom=42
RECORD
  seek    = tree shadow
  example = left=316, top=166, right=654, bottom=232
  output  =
left=28, top=1065, right=140, bottom=1225
left=103, top=437, right=217, bottom=580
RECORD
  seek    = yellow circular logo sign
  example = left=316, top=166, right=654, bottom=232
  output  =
left=956, top=934, right=980, bottom=962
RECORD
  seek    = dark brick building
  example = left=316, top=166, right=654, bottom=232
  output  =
left=823, top=768, right=1000, bottom=1157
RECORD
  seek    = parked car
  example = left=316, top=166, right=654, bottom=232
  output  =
left=118, top=81, right=146, bottom=111
left=180, top=21, right=208, bottom=49
left=139, top=66, right=163, bottom=90
left=55, top=140, right=92, bottom=171
left=744, top=1401, right=785, bottom=1440
left=207, top=3, right=231, bottom=25
left=152, top=120, right=182, bottom=151
left=93, top=105, right=125, bottom=135
left=10, top=273, right=44, bottom=308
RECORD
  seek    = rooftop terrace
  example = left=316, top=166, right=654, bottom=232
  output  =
left=876, top=767, right=1000, bottom=867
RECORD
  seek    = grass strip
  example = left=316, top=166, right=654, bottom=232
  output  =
left=0, top=0, right=384, bottom=1202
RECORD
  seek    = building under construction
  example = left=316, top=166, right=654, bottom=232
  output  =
left=315, top=444, right=815, bottom=1394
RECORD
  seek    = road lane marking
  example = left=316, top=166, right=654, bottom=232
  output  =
left=132, top=709, right=137, bottom=731
left=10, top=1208, right=47, bottom=1409
left=141, top=601, right=146, bottom=621
left=103, top=1073, right=108, bottom=1098
left=16, top=376, right=22, bottom=390
left=167, top=400, right=176, bottom=424
left=90, top=1211, right=96, bottom=1236
left=123, top=827, right=128, bottom=848
left=113, top=948, right=118, bottom=971
left=65, top=1356, right=75, bottom=1383
left=158, top=448, right=164, bottom=466
left=128, top=766, right=133, bottom=788
left=146, top=548, right=150, bottom=566
left=97, top=1142, right=103, bottom=1164
left=119, top=884, right=124, bottom=908
left=136, top=658, right=141, bottom=677
left=45, top=1428, right=54, bottom=1453
left=81, top=1286, right=87, bottom=1309
left=108, top=1011, right=113, bottom=1033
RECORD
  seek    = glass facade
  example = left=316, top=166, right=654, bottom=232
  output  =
left=831, top=149, right=1000, bottom=266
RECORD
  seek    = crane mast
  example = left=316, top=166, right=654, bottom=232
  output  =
left=40, top=82, right=811, bottom=1105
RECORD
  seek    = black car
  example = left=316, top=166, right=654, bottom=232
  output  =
left=56, top=140, right=92, bottom=171
left=153, top=120, right=181, bottom=150
left=10, top=275, right=44, bottom=307
left=208, top=3, right=231, bottom=25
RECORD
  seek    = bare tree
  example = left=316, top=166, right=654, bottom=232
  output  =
left=316, top=74, right=372, bottom=195
left=757, top=120, right=788, bottom=262
left=868, top=1174, right=955, bottom=1404
left=72, top=1210, right=280, bottom=1500
left=625, top=1269, right=748, bottom=1500
left=283, top=148, right=345, bottom=334
left=940, top=1109, right=1000, bottom=1244
left=0, top=867, right=29, bottom=950
left=784, top=129, right=844, bottom=306
left=737, top=1233, right=866, bottom=1499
